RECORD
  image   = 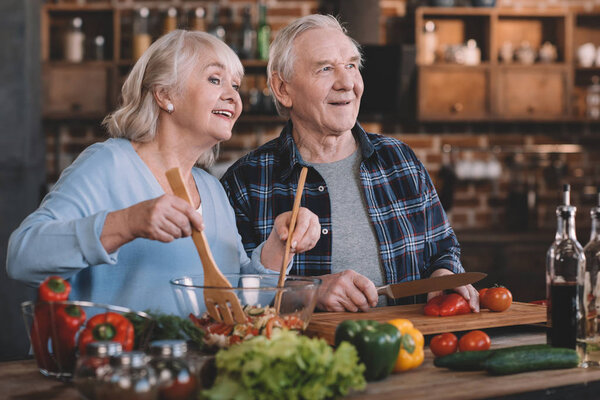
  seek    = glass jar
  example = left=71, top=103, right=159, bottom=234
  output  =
left=64, top=17, right=85, bottom=62
left=149, top=340, right=197, bottom=400
left=133, top=7, right=152, bottom=61
left=586, top=76, right=600, bottom=120
left=98, top=351, right=158, bottom=400
left=74, top=341, right=123, bottom=400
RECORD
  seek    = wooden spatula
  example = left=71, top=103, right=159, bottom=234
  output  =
left=165, top=167, right=246, bottom=325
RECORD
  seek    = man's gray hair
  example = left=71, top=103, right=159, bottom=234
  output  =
left=102, top=30, right=243, bottom=168
left=267, top=14, right=363, bottom=118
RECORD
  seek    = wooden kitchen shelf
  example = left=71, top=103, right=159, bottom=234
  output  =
left=416, top=6, right=600, bottom=122
left=40, top=1, right=274, bottom=124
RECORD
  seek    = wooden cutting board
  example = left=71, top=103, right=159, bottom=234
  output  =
left=306, top=301, right=546, bottom=345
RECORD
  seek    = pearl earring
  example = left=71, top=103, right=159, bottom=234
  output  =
left=166, top=103, right=174, bottom=113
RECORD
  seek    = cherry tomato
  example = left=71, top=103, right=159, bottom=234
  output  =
left=481, top=287, right=512, bottom=312
left=458, top=330, right=491, bottom=352
left=430, top=333, right=458, bottom=357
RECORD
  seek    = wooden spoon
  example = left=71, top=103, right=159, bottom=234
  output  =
left=274, top=166, right=309, bottom=312
left=165, top=167, right=246, bottom=325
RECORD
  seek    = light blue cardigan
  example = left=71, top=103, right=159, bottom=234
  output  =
left=6, top=138, right=276, bottom=314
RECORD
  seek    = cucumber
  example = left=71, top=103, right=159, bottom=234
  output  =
left=434, top=350, right=494, bottom=371
left=434, top=344, right=551, bottom=371
left=483, top=347, right=580, bottom=375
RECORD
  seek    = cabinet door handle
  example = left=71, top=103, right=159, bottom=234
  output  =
left=451, top=103, right=464, bottom=113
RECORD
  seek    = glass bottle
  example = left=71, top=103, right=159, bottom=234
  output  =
left=586, top=76, right=600, bottom=120
left=421, top=20, right=437, bottom=65
left=546, top=184, right=586, bottom=350
left=149, top=340, right=197, bottom=400
left=240, top=6, right=256, bottom=60
left=207, top=4, right=225, bottom=42
left=133, top=7, right=152, bottom=61
left=256, top=3, right=271, bottom=60
left=74, top=341, right=123, bottom=400
left=98, top=351, right=158, bottom=400
left=163, top=7, right=178, bottom=35
left=64, top=17, right=85, bottom=62
left=580, top=192, right=600, bottom=366
left=191, top=7, right=206, bottom=32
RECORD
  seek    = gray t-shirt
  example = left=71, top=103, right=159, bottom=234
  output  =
left=311, top=150, right=386, bottom=305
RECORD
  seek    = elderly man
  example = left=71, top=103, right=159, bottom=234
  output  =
left=221, top=14, right=479, bottom=312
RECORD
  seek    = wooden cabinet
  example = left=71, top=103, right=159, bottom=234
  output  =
left=40, top=1, right=275, bottom=122
left=415, top=7, right=597, bottom=122
left=419, top=66, right=490, bottom=120
left=496, top=66, right=568, bottom=119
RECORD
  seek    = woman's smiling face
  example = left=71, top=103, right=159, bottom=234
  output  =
left=172, top=56, right=243, bottom=145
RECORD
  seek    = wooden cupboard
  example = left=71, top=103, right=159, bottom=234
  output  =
left=416, top=7, right=600, bottom=122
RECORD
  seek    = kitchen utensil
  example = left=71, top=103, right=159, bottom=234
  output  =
left=275, top=166, right=308, bottom=312
left=165, top=167, right=246, bottom=325
left=170, top=274, right=321, bottom=348
left=307, top=302, right=546, bottom=346
left=376, top=272, right=487, bottom=299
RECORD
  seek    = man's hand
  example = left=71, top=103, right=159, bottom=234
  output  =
left=316, top=270, right=378, bottom=312
left=426, top=268, right=480, bottom=312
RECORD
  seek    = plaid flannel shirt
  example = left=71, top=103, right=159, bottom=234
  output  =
left=221, top=121, right=463, bottom=290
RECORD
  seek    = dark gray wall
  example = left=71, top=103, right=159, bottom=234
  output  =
left=0, top=0, right=44, bottom=361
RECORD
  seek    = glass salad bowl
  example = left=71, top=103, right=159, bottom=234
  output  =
left=170, top=274, right=321, bottom=349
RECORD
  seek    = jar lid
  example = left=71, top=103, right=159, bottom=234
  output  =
left=86, top=341, right=123, bottom=357
left=110, top=351, right=148, bottom=368
left=149, top=340, right=188, bottom=358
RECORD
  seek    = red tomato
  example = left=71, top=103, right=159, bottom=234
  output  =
left=478, top=288, right=488, bottom=299
left=430, top=333, right=458, bottom=357
left=458, top=330, right=491, bottom=352
left=481, top=287, right=513, bottom=312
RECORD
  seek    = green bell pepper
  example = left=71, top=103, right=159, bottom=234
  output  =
left=334, top=320, right=401, bottom=381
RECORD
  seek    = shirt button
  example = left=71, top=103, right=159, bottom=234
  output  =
left=318, top=186, right=325, bottom=192
left=322, top=228, right=329, bottom=235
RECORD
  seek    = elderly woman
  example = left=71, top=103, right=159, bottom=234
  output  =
left=6, top=30, right=320, bottom=314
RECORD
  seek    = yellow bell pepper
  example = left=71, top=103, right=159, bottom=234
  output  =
left=387, top=318, right=424, bottom=372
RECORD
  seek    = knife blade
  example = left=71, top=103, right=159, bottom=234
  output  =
left=376, top=272, right=487, bottom=299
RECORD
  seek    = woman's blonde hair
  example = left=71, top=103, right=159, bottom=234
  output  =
left=267, top=14, right=362, bottom=118
left=103, top=30, right=244, bottom=167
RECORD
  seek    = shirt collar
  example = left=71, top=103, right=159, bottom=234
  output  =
left=277, top=120, right=375, bottom=181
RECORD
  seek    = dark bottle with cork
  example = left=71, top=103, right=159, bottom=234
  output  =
left=546, top=184, right=585, bottom=349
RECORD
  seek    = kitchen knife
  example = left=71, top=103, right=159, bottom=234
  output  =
left=376, top=272, right=486, bottom=299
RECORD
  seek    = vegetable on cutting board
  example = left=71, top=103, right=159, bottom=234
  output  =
left=479, top=286, right=513, bottom=312
left=387, top=319, right=424, bottom=372
left=334, top=320, right=401, bottom=381
left=424, top=293, right=471, bottom=316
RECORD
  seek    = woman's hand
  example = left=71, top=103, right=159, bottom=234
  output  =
left=261, top=207, right=321, bottom=270
left=101, top=194, right=204, bottom=253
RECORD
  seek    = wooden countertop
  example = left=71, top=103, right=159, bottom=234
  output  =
left=3, top=326, right=600, bottom=400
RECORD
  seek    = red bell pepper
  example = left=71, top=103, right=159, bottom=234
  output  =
left=52, top=304, right=86, bottom=370
left=38, top=276, right=71, bottom=302
left=424, top=293, right=471, bottom=317
left=78, top=312, right=134, bottom=356
left=31, top=276, right=72, bottom=372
